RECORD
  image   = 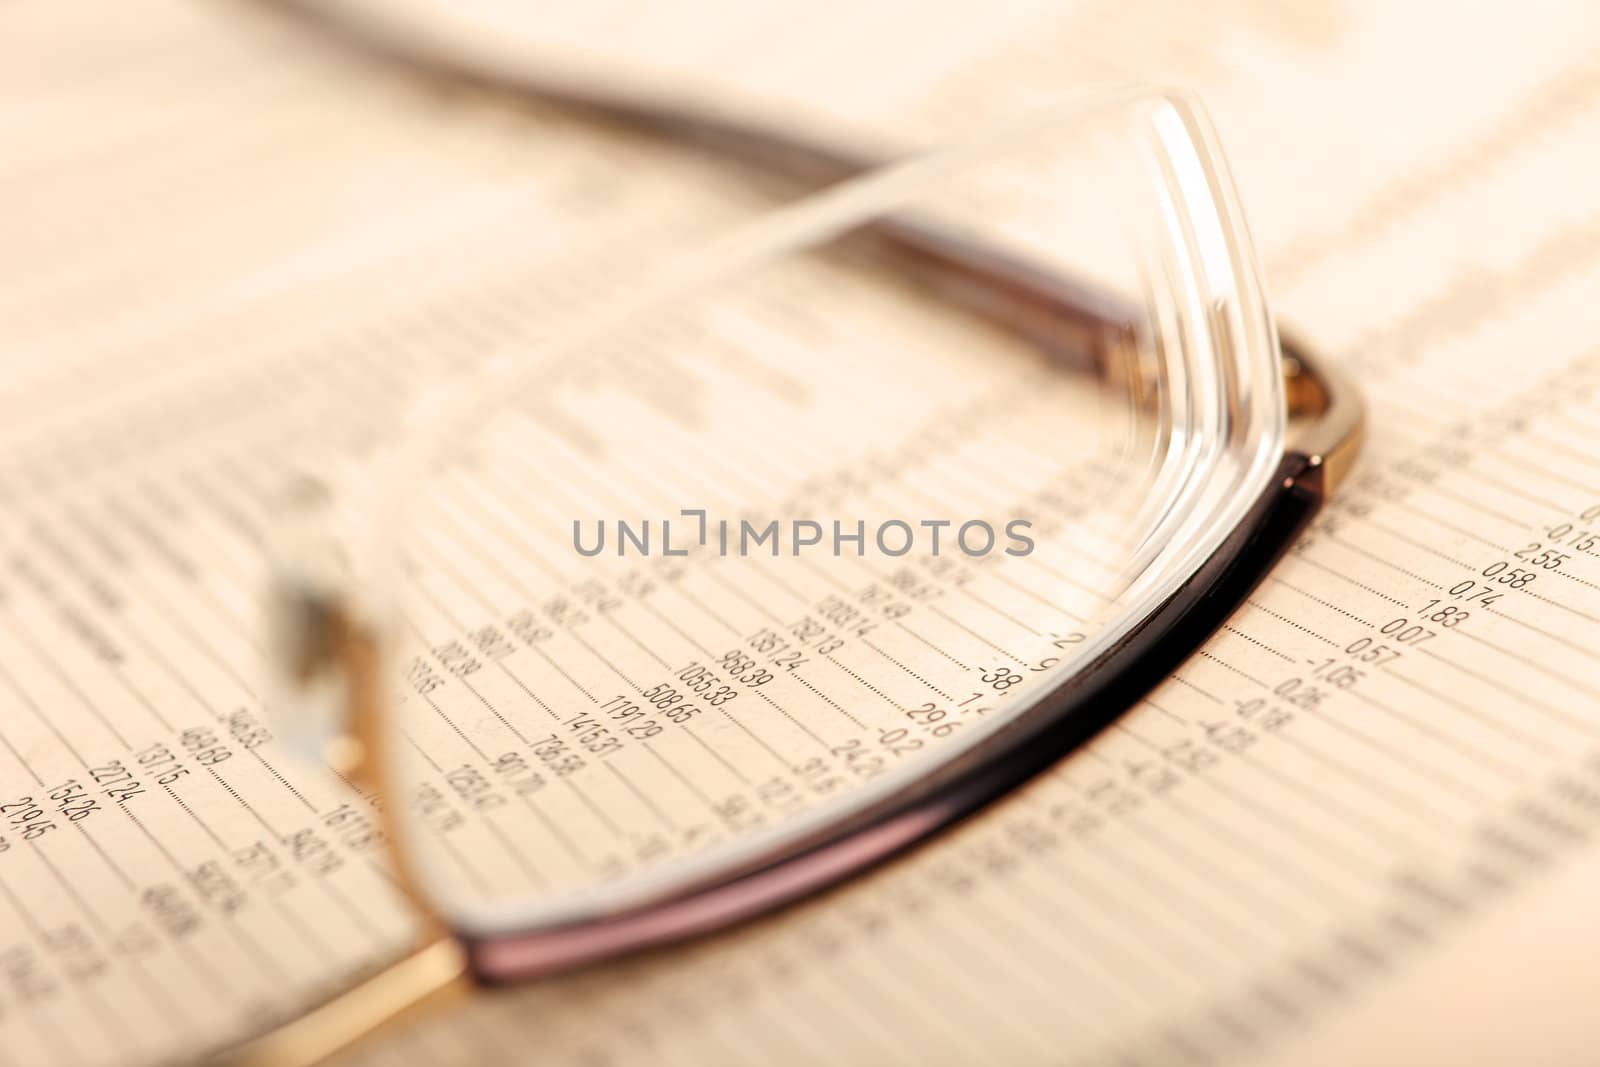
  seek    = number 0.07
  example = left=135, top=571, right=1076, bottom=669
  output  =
left=1380, top=618, right=1437, bottom=643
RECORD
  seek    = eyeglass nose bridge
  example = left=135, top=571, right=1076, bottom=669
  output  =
left=265, top=477, right=453, bottom=934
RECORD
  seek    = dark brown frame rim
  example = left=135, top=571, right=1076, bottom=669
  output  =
left=464, top=440, right=1323, bottom=981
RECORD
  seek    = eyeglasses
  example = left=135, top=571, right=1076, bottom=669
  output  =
left=221, top=7, right=1362, bottom=1065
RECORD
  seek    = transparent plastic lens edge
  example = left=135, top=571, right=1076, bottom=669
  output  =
left=265, top=86, right=1287, bottom=936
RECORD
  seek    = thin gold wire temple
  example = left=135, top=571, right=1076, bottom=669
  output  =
left=206, top=938, right=470, bottom=1067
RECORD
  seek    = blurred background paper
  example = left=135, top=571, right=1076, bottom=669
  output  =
left=6, top=1, right=1600, bottom=1065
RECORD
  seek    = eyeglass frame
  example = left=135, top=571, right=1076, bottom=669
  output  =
left=217, top=4, right=1364, bottom=1063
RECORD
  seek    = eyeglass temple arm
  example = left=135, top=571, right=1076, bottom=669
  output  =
left=839, top=215, right=1364, bottom=492
left=239, top=0, right=1363, bottom=493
